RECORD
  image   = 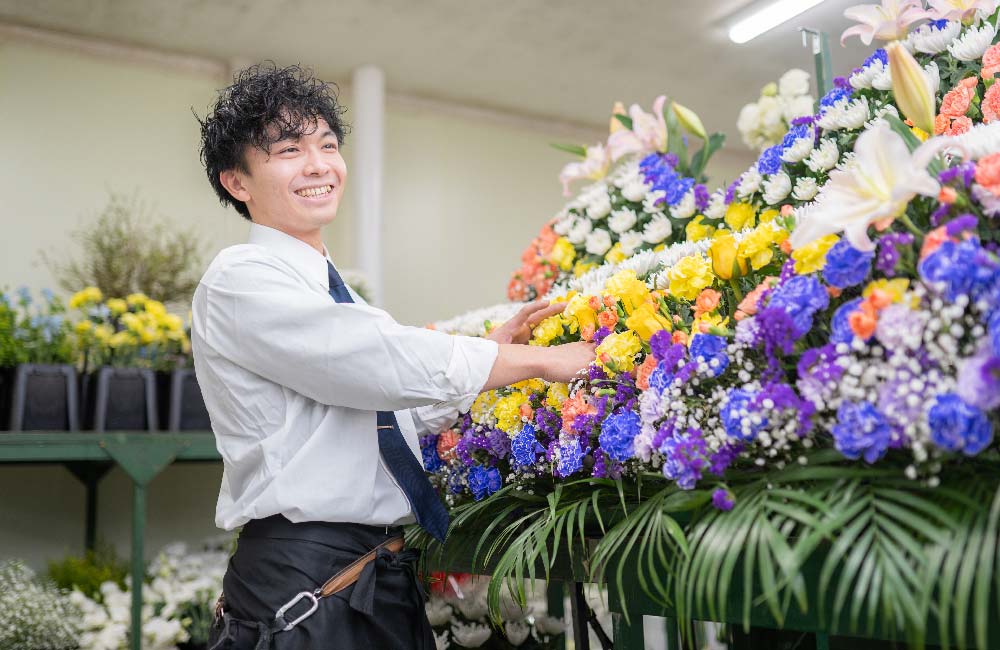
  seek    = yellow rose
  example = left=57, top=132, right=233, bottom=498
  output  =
left=724, top=202, right=756, bottom=231
left=546, top=382, right=570, bottom=410
left=709, top=232, right=748, bottom=280
left=595, top=330, right=642, bottom=373
left=624, top=302, right=672, bottom=342
left=106, top=298, right=128, bottom=316
left=550, top=237, right=577, bottom=272
left=494, top=392, right=529, bottom=433
left=530, top=315, right=565, bottom=346
left=563, top=293, right=597, bottom=333
left=603, top=269, right=649, bottom=315
left=668, top=255, right=714, bottom=301
left=685, top=215, right=715, bottom=242
left=792, top=234, right=839, bottom=274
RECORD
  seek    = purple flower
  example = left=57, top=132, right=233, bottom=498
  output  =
left=780, top=124, right=815, bottom=154
left=929, top=393, right=994, bottom=455
left=768, top=275, right=830, bottom=336
left=756, top=145, right=783, bottom=175
left=711, top=488, right=735, bottom=511
left=593, top=326, right=612, bottom=345
left=862, top=48, right=888, bottom=69
left=599, top=410, right=640, bottom=461
left=708, top=444, right=742, bottom=475
left=819, top=84, right=852, bottom=109
left=754, top=307, right=800, bottom=382
left=920, top=239, right=1000, bottom=304
left=694, top=184, right=710, bottom=211
left=945, top=214, right=979, bottom=238
left=689, top=333, right=729, bottom=377
left=830, top=298, right=864, bottom=344
left=555, top=438, right=588, bottom=477
left=822, top=239, right=873, bottom=289
left=875, top=232, right=914, bottom=276
left=511, top=424, right=544, bottom=468
left=725, top=177, right=740, bottom=205
left=721, top=389, right=766, bottom=441
left=832, top=401, right=892, bottom=464
left=957, top=349, right=1000, bottom=411
left=660, top=427, right=708, bottom=489
left=990, top=310, right=1000, bottom=358
left=938, top=161, right=976, bottom=187
left=468, top=465, right=503, bottom=501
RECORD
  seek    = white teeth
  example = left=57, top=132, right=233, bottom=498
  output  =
left=296, top=185, right=333, bottom=197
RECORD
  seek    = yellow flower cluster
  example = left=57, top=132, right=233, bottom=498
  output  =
left=603, top=270, right=649, bottom=314
left=494, top=392, right=529, bottom=433
left=792, top=234, right=839, bottom=274
left=668, top=255, right=714, bottom=300
left=68, top=286, right=103, bottom=309
left=550, top=237, right=576, bottom=272
left=595, top=330, right=642, bottom=373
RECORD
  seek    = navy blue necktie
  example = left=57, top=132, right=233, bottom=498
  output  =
left=327, top=262, right=450, bottom=543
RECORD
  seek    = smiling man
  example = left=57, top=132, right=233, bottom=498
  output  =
left=192, top=64, right=594, bottom=649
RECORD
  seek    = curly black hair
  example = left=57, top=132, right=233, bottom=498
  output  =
left=197, top=62, right=350, bottom=220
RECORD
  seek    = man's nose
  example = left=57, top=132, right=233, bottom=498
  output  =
left=302, top=148, right=330, bottom=176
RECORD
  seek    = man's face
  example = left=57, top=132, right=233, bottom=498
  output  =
left=226, top=117, right=347, bottom=235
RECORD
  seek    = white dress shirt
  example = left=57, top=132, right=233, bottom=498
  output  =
left=191, top=223, right=499, bottom=530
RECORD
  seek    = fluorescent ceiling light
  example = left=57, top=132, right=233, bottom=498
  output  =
left=728, top=0, right=829, bottom=44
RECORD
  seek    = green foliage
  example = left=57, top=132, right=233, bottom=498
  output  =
left=46, top=542, right=128, bottom=602
left=0, top=287, right=75, bottom=367
left=41, top=191, right=204, bottom=306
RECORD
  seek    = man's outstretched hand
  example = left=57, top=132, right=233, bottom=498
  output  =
left=485, top=300, right=567, bottom=345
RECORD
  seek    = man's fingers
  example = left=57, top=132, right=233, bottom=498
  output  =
left=530, top=303, right=567, bottom=323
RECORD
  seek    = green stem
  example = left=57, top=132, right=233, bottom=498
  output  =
left=728, top=278, right=744, bottom=304
left=896, top=213, right=925, bottom=241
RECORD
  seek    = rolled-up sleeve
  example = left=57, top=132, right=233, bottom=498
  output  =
left=201, top=259, right=499, bottom=411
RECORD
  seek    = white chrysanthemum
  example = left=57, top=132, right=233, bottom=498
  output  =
left=452, top=621, right=492, bottom=647
left=911, top=20, right=962, bottom=54
left=792, top=176, right=819, bottom=201
left=805, top=139, right=840, bottom=173
left=737, top=167, right=763, bottom=197
left=585, top=192, right=612, bottom=220
left=781, top=135, right=815, bottom=163
left=703, top=189, right=727, bottom=219
left=850, top=59, right=886, bottom=90
left=762, top=171, right=792, bottom=204
left=817, top=100, right=847, bottom=130
left=939, top=120, right=1000, bottom=159
left=608, top=207, right=638, bottom=233
left=551, top=212, right=573, bottom=235
left=425, top=599, right=453, bottom=626
left=621, top=178, right=649, bottom=202
left=641, top=213, right=672, bottom=244
left=778, top=68, right=811, bottom=97
left=669, top=189, right=697, bottom=219
left=839, top=96, right=871, bottom=130
left=782, top=94, right=816, bottom=121
left=948, top=22, right=997, bottom=60
left=585, top=229, right=612, bottom=255
left=642, top=189, right=666, bottom=213
left=619, top=231, right=645, bottom=256
left=567, top=217, right=592, bottom=244
left=865, top=104, right=900, bottom=131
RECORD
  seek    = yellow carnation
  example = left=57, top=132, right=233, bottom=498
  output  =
left=603, top=269, right=649, bottom=315
left=686, top=215, right=716, bottom=242
left=604, top=243, right=627, bottom=264
left=624, top=302, right=672, bottom=342
left=738, top=222, right=788, bottom=270
left=494, top=392, right=529, bottom=433
left=546, top=382, right=570, bottom=410
left=69, top=286, right=103, bottom=310
left=563, top=293, right=597, bottom=333
left=530, top=315, right=564, bottom=346
left=510, top=378, right=546, bottom=394
left=724, top=202, right=756, bottom=231
left=550, top=237, right=577, bottom=272
left=74, top=320, right=94, bottom=335
left=595, top=330, right=642, bottom=373
left=106, top=298, right=128, bottom=316
left=759, top=208, right=780, bottom=223
left=93, top=324, right=113, bottom=342
left=471, top=391, right=500, bottom=424
left=668, top=255, right=714, bottom=301
left=144, top=300, right=167, bottom=319
left=792, top=234, right=839, bottom=274
left=863, top=278, right=910, bottom=303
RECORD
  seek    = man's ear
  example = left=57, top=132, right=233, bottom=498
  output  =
left=219, top=169, right=252, bottom=203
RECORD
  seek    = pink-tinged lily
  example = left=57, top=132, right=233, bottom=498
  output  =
left=841, top=0, right=932, bottom=46
left=926, top=0, right=997, bottom=23
left=559, top=144, right=610, bottom=196
left=887, top=41, right=936, bottom=134
left=790, top=121, right=941, bottom=251
left=607, top=95, right=667, bottom=162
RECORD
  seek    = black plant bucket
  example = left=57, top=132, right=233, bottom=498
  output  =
left=0, top=363, right=79, bottom=431
left=156, top=368, right=211, bottom=431
left=81, top=367, right=158, bottom=431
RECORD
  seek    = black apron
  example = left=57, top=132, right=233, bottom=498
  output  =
left=208, top=515, right=435, bottom=650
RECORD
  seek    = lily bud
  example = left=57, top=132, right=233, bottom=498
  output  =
left=609, top=101, right=627, bottom=134
left=887, top=41, right=935, bottom=136
left=671, top=101, right=708, bottom=140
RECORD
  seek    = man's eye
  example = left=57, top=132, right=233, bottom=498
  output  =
left=324, top=143, right=338, bottom=151
left=280, top=146, right=298, bottom=154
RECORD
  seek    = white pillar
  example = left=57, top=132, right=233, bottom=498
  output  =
left=351, top=65, right=385, bottom=306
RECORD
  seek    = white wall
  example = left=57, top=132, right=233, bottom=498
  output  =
left=0, top=35, right=754, bottom=569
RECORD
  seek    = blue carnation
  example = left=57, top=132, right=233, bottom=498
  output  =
left=822, top=240, right=873, bottom=289
left=598, top=411, right=640, bottom=462
left=768, top=275, right=830, bottom=337
left=663, top=176, right=695, bottom=206
left=510, top=424, right=543, bottom=468
left=556, top=439, right=587, bottom=477
left=648, top=362, right=673, bottom=394
left=831, top=401, right=891, bottom=463
left=989, top=310, right=1000, bottom=358
left=928, top=394, right=994, bottom=456
left=756, top=145, right=783, bottom=175
left=721, top=389, right=766, bottom=441
left=421, top=440, right=444, bottom=472
left=467, top=465, right=503, bottom=501
left=830, top=298, right=863, bottom=344
left=689, top=334, right=729, bottom=377
left=920, top=240, right=1000, bottom=304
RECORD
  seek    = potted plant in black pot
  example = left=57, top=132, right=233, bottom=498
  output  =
left=152, top=311, right=210, bottom=432
left=0, top=287, right=79, bottom=431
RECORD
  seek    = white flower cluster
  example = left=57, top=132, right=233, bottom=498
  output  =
left=736, top=68, right=815, bottom=152
left=0, top=561, right=79, bottom=650
left=431, top=301, right=528, bottom=336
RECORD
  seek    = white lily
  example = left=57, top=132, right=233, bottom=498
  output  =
left=558, top=143, right=609, bottom=197
left=790, top=121, right=941, bottom=251
left=607, top=95, right=667, bottom=161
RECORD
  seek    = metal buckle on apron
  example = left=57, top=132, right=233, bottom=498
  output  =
left=273, top=589, right=321, bottom=631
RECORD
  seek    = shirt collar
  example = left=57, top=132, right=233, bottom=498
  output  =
left=247, top=223, right=338, bottom=291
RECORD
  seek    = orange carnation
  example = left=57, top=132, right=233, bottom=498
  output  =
left=982, top=43, right=1000, bottom=80
left=934, top=113, right=952, bottom=136
left=975, top=152, right=1000, bottom=196
left=598, top=309, right=619, bottom=328
left=671, top=330, right=688, bottom=345
left=939, top=83, right=975, bottom=119
left=946, top=116, right=973, bottom=136
left=920, top=226, right=950, bottom=260
left=694, top=289, right=721, bottom=317
left=983, top=82, right=1000, bottom=123
left=848, top=303, right=877, bottom=340
left=635, top=354, right=658, bottom=391
left=437, top=429, right=462, bottom=461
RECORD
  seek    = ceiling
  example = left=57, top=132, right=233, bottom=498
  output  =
left=0, top=0, right=874, bottom=145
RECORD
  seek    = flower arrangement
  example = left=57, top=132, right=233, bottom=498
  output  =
left=508, top=99, right=726, bottom=301
left=736, top=68, right=817, bottom=152
left=0, top=288, right=75, bottom=367
left=426, top=574, right=566, bottom=649
left=69, top=287, right=190, bottom=373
